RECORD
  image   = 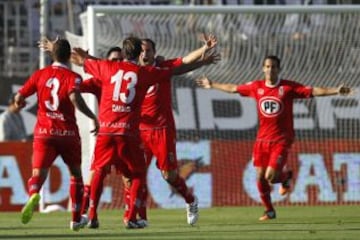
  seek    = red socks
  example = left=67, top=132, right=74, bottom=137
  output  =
left=169, top=176, right=194, bottom=204
left=80, top=185, right=91, bottom=215
left=127, top=177, right=144, bottom=222
left=257, top=180, right=274, bottom=212
left=70, top=177, right=84, bottom=222
left=274, top=171, right=289, bottom=184
left=138, top=185, right=148, bottom=220
left=123, top=187, right=130, bottom=221
left=88, top=170, right=106, bottom=221
left=27, top=175, right=46, bottom=196
left=124, top=182, right=148, bottom=222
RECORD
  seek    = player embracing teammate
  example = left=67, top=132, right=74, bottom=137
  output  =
left=127, top=37, right=220, bottom=227
left=38, top=35, right=218, bottom=228
left=71, top=35, right=218, bottom=228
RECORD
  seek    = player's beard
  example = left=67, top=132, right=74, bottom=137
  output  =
left=142, top=57, right=149, bottom=64
left=143, top=57, right=156, bottom=66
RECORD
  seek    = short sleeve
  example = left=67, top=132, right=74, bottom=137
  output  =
left=18, top=70, right=39, bottom=98
left=159, top=58, right=183, bottom=69
left=236, top=81, right=256, bottom=97
left=68, top=74, right=82, bottom=94
left=291, top=82, right=313, bottom=99
left=84, top=59, right=105, bottom=81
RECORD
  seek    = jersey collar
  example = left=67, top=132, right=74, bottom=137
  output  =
left=52, top=62, right=69, bottom=69
left=265, top=78, right=281, bottom=88
left=124, top=59, right=138, bottom=65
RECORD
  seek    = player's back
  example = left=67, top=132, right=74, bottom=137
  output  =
left=25, top=63, right=81, bottom=138
left=84, top=59, right=172, bottom=135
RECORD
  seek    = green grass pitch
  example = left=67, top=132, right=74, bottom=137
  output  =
left=0, top=206, right=359, bottom=240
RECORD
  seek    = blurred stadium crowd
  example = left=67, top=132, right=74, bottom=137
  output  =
left=0, top=0, right=357, bottom=79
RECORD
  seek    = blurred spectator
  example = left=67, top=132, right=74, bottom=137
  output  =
left=0, top=93, right=27, bottom=141
left=254, top=0, right=276, bottom=4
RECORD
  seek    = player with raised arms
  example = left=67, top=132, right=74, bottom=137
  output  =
left=71, top=35, right=217, bottom=228
left=129, top=37, right=220, bottom=227
left=196, top=55, right=353, bottom=221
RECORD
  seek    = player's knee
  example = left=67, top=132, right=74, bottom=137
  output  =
left=255, top=167, right=266, bottom=181
left=162, top=170, right=176, bottom=183
left=33, top=168, right=48, bottom=179
left=256, top=172, right=266, bottom=181
left=69, top=166, right=82, bottom=178
left=264, top=167, right=278, bottom=183
left=122, top=176, right=132, bottom=189
left=268, top=177, right=277, bottom=184
left=265, top=174, right=276, bottom=183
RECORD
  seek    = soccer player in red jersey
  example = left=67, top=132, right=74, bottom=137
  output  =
left=196, top=55, right=353, bottom=221
left=127, top=38, right=220, bottom=227
left=38, top=40, right=124, bottom=225
left=78, top=46, right=123, bottom=224
left=16, top=39, right=99, bottom=231
left=72, top=35, right=217, bottom=228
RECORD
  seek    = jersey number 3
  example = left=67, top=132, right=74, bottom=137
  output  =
left=45, top=77, right=60, bottom=111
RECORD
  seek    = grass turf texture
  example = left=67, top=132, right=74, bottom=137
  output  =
left=0, top=206, right=359, bottom=240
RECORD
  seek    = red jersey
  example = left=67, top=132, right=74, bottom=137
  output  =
left=80, top=77, right=102, bottom=102
left=84, top=59, right=172, bottom=135
left=18, top=63, right=82, bottom=139
left=236, top=79, right=313, bottom=142
left=139, top=58, right=183, bottom=130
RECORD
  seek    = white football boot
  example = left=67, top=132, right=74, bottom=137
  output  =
left=70, top=215, right=88, bottom=231
left=186, top=196, right=199, bottom=225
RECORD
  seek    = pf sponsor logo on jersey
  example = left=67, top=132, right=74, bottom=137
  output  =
left=259, top=96, right=283, bottom=117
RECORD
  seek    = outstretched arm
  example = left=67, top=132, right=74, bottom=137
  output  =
left=71, top=47, right=99, bottom=66
left=38, top=37, right=97, bottom=66
left=69, top=91, right=99, bottom=135
left=181, top=33, right=218, bottom=64
left=173, top=51, right=221, bottom=76
left=196, top=75, right=237, bottom=93
left=312, top=84, right=353, bottom=97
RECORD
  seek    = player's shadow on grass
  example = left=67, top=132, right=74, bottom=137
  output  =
left=0, top=232, right=199, bottom=239
left=0, top=233, right=117, bottom=239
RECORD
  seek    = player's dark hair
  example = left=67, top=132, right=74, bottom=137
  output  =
left=122, top=37, right=142, bottom=61
left=52, top=39, right=71, bottom=63
left=142, top=38, right=156, bottom=52
left=106, top=46, right=122, bottom=58
left=263, top=55, right=281, bottom=68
